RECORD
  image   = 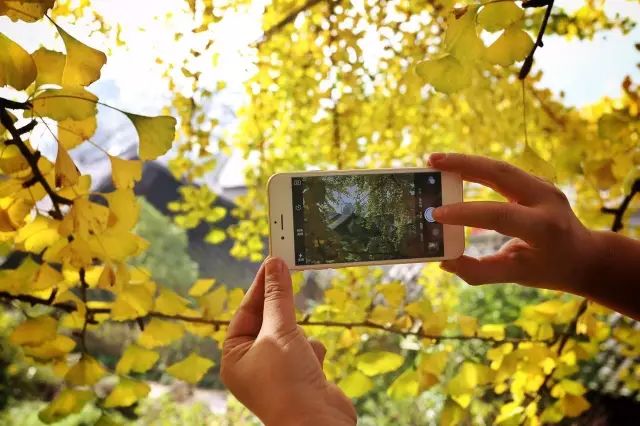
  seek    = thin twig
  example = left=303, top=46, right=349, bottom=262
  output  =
left=519, top=0, right=554, bottom=80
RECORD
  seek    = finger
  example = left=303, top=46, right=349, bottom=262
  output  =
left=261, top=257, right=297, bottom=334
left=434, top=201, right=542, bottom=244
left=440, top=252, right=526, bottom=285
left=225, top=262, right=266, bottom=340
left=428, top=153, right=551, bottom=205
left=308, top=339, right=327, bottom=366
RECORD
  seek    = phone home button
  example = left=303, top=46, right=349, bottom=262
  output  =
left=424, top=207, right=436, bottom=223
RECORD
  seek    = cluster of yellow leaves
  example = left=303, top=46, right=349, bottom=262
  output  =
left=167, top=185, right=227, bottom=243
left=416, top=3, right=533, bottom=93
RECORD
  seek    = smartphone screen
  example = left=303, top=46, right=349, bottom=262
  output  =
left=291, top=172, right=444, bottom=266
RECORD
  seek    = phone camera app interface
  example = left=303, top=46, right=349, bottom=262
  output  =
left=291, top=172, right=444, bottom=265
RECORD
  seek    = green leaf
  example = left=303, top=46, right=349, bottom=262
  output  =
left=125, top=113, right=177, bottom=160
left=485, top=26, right=534, bottom=66
left=356, top=351, right=404, bottom=376
left=30, top=87, right=98, bottom=121
left=338, top=371, right=373, bottom=398
left=0, top=32, right=37, bottom=90
left=416, top=55, right=471, bottom=94
left=55, top=23, right=107, bottom=87
left=478, top=3, right=524, bottom=32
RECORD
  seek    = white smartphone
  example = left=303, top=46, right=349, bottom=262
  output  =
left=268, top=168, right=465, bottom=270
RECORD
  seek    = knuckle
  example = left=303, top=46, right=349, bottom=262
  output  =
left=263, top=279, right=287, bottom=303
left=495, top=204, right=513, bottom=225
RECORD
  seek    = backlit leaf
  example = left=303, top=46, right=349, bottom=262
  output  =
left=485, top=26, right=534, bottom=66
left=111, top=281, right=155, bottom=320
left=31, top=48, right=65, bottom=87
left=356, top=351, right=404, bottom=376
left=1, top=0, right=55, bottom=22
left=56, top=23, right=107, bottom=87
left=110, top=156, right=142, bottom=189
left=166, top=352, right=214, bottom=384
left=58, top=116, right=97, bottom=150
left=477, top=3, right=524, bottom=32
left=55, top=143, right=80, bottom=187
left=154, top=287, right=190, bottom=315
left=416, top=55, right=471, bottom=94
left=0, top=32, right=36, bottom=90
left=125, top=113, right=177, bottom=160
left=444, top=7, right=484, bottom=62
left=30, top=87, right=98, bottom=121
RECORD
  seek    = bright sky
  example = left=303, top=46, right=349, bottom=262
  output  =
left=1, top=0, right=639, bottom=190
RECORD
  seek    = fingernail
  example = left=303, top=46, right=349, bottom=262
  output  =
left=428, top=153, right=446, bottom=166
left=265, top=257, right=282, bottom=279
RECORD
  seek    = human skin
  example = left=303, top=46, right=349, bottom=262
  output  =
left=429, top=152, right=640, bottom=321
left=220, top=257, right=357, bottom=426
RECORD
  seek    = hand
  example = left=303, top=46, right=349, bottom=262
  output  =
left=221, top=257, right=357, bottom=426
left=428, top=153, right=599, bottom=294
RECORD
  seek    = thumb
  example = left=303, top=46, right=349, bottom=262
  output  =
left=261, top=257, right=297, bottom=335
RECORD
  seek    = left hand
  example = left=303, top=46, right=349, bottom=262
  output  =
left=220, top=257, right=357, bottom=426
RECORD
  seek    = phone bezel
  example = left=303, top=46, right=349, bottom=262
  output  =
left=267, top=168, right=464, bottom=270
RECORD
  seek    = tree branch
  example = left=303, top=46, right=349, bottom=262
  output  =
left=519, top=0, right=554, bottom=80
left=601, top=179, right=640, bottom=232
left=0, top=100, right=73, bottom=219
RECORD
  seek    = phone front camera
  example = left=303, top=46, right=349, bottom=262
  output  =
left=281, top=236, right=285, bottom=240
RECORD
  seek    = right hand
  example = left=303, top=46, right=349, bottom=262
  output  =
left=428, top=153, right=600, bottom=294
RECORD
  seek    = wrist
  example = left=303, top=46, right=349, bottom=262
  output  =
left=572, top=229, right=610, bottom=296
left=263, top=388, right=356, bottom=426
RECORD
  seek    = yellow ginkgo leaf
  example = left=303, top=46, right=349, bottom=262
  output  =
left=356, top=351, right=404, bottom=376
left=516, top=143, right=557, bottom=183
left=560, top=394, right=591, bottom=418
left=58, top=116, right=97, bottom=150
left=30, top=87, right=98, bottom=121
left=154, top=288, right=190, bottom=315
left=31, top=47, right=65, bottom=88
left=65, top=355, right=107, bottom=386
left=55, top=23, right=107, bottom=87
left=10, top=315, right=57, bottom=346
left=447, top=362, right=493, bottom=396
left=198, top=286, right=227, bottom=319
left=31, top=263, right=63, bottom=291
left=110, top=281, right=155, bottom=320
left=444, top=7, right=484, bottom=63
left=110, top=156, right=142, bottom=189
left=459, top=315, right=478, bottom=337
left=387, top=368, right=419, bottom=400
left=126, top=113, right=177, bottom=160
left=55, top=144, right=80, bottom=188
left=338, top=371, right=373, bottom=398
left=166, top=352, right=214, bottom=384
left=116, top=345, right=159, bottom=375
left=485, top=26, right=534, bottom=67
left=478, top=323, right=505, bottom=341
left=15, top=215, right=61, bottom=253
left=0, top=32, right=37, bottom=90
left=23, top=335, right=76, bottom=360
left=205, top=228, right=226, bottom=244
left=477, top=3, right=524, bottom=32
left=419, top=351, right=449, bottom=376
left=102, top=189, right=139, bottom=232
left=440, top=399, right=464, bottom=426
left=137, top=318, right=184, bottom=348
left=38, top=389, right=93, bottom=424
left=95, top=414, right=122, bottom=426
left=1, top=0, right=55, bottom=23
left=189, top=278, right=215, bottom=297
left=104, top=378, right=150, bottom=408
left=416, top=55, right=471, bottom=94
